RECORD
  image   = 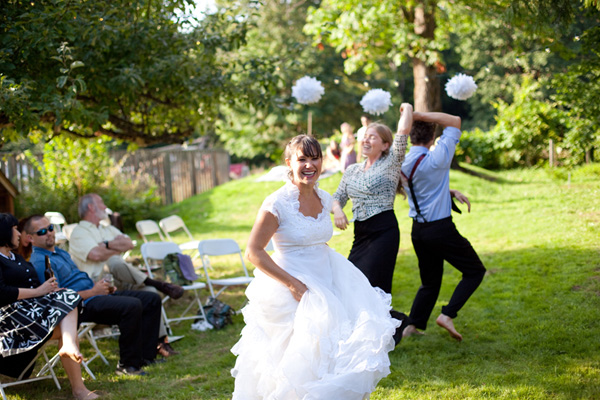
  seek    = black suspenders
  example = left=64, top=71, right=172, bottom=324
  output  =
left=401, top=154, right=463, bottom=223
left=401, top=154, right=427, bottom=223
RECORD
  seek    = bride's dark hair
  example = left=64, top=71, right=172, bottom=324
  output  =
left=284, top=135, right=322, bottom=180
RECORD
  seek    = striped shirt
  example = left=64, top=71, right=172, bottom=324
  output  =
left=333, top=133, right=408, bottom=221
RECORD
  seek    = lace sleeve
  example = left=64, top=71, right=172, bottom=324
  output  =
left=259, top=191, right=281, bottom=223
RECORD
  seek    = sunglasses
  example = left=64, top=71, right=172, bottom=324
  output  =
left=34, top=224, right=54, bottom=236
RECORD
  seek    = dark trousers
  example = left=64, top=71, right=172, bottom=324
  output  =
left=407, top=217, right=486, bottom=330
left=80, top=290, right=161, bottom=368
left=349, top=210, right=400, bottom=294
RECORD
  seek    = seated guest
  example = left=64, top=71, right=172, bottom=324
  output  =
left=28, top=215, right=162, bottom=376
left=0, top=213, right=98, bottom=399
left=67, top=193, right=181, bottom=357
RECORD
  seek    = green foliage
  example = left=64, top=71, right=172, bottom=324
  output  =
left=456, top=128, right=502, bottom=169
left=552, top=24, right=600, bottom=163
left=490, top=77, right=568, bottom=167
left=0, top=0, right=280, bottom=145
left=14, top=135, right=161, bottom=228
left=213, top=0, right=383, bottom=163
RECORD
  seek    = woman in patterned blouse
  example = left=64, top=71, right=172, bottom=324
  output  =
left=332, top=104, right=412, bottom=296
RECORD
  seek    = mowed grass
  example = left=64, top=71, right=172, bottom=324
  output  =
left=5, top=164, right=600, bottom=399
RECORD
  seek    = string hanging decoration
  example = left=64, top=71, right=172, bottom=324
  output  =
left=291, top=76, right=325, bottom=105
left=445, top=73, right=477, bottom=100
left=360, top=89, right=392, bottom=115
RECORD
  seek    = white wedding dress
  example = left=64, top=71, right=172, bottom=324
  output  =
left=231, top=182, right=399, bottom=400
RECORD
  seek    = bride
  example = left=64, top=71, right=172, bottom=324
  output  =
left=231, top=135, right=400, bottom=400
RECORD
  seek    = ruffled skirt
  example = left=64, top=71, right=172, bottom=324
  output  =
left=231, top=245, right=399, bottom=400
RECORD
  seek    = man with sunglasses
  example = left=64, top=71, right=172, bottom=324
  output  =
left=67, top=193, right=182, bottom=358
left=27, top=215, right=162, bottom=376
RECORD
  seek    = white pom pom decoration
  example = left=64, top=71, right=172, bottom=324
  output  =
left=360, top=89, right=392, bottom=115
left=291, top=76, right=325, bottom=105
left=445, top=73, right=477, bottom=100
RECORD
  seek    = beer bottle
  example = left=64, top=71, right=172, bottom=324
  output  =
left=44, top=255, right=54, bottom=281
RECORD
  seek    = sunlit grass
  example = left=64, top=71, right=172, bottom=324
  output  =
left=5, top=163, right=600, bottom=399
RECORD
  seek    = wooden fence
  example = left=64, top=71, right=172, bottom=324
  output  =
left=0, top=146, right=230, bottom=205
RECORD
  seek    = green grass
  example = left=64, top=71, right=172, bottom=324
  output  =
left=5, top=164, right=600, bottom=399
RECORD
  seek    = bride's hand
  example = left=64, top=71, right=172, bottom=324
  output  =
left=289, top=280, right=308, bottom=302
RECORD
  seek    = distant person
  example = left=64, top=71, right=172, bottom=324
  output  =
left=232, top=135, right=399, bottom=399
left=0, top=213, right=99, bottom=399
left=28, top=214, right=162, bottom=376
left=400, top=108, right=486, bottom=342
left=16, top=216, right=33, bottom=260
left=324, top=139, right=341, bottom=172
left=355, top=114, right=372, bottom=160
left=66, top=193, right=182, bottom=357
left=339, top=122, right=357, bottom=172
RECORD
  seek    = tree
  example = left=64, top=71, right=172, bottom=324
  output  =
left=0, top=0, right=279, bottom=146
left=305, top=0, right=448, bottom=113
left=213, top=0, right=391, bottom=163
left=304, top=0, right=597, bottom=115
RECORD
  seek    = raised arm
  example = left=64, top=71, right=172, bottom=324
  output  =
left=245, top=210, right=307, bottom=301
left=414, top=111, right=461, bottom=129
left=397, top=103, right=413, bottom=135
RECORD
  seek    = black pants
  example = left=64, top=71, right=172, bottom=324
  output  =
left=80, top=290, right=161, bottom=369
left=407, top=217, right=486, bottom=330
left=349, top=210, right=400, bottom=294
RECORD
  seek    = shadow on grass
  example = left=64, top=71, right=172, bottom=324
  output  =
left=388, top=244, right=600, bottom=399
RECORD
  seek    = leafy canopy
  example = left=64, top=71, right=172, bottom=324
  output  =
left=0, top=0, right=279, bottom=146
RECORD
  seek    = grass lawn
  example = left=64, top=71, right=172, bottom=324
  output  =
left=4, top=164, right=600, bottom=399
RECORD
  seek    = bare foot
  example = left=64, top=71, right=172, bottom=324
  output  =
left=436, top=314, right=463, bottom=341
left=73, top=389, right=100, bottom=400
left=58, top=343, right=83, bottom=364
left=402, top=324, right=425, bottom=338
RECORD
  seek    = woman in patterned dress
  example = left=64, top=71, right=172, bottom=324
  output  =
left=0, top=213, right=98, bottom=399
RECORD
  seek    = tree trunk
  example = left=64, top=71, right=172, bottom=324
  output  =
left=412, top=2, right=441, bottom=113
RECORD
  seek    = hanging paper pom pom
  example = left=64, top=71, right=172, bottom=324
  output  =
left=445, top=73, right=477, bottom=100
left=360, top=89, right=392, bottom=115
left=292, top=76, right=325, bottom=105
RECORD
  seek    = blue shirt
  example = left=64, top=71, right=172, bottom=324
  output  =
left=31, top=246, right=96, bottom=303
left=401, top=126, right=462, bottom=223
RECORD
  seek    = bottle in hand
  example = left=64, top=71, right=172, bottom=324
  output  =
left=44, top=255, right=54, bottom=281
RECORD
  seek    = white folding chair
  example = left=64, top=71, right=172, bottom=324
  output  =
left=39, top=322, right=115, bottom=381
left=62, top=223, right=78, bottom=241
left=0, top=342, right=61, bottom=400
left=158, top=216, right=199, bottom=260
left=197, top=239, right=254, bottom=300
left=136, top=220, right=166, bottom=243
left=44, top=211, right=67, bottom=245
left=141, top=242, right=209, bottom=335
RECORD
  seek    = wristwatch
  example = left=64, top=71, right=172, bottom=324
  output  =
left=103, top=240, right=109, bottom=249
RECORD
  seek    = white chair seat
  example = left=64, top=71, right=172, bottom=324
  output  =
left=210, top=277, right=253, bottom=286
left=179, top=240, right=200, bottom=251
left=182, top=282, right=207, bottom=291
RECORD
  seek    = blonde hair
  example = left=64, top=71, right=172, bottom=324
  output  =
left=367, top=123, right=406, bottom=198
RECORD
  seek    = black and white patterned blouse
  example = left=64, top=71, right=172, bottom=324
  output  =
left=333, top=133, right=408, bottom=222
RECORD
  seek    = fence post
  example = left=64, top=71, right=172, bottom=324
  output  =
left=549, top=139, right=554, bottom=167
left=163, top=153, right=173, bottom=205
